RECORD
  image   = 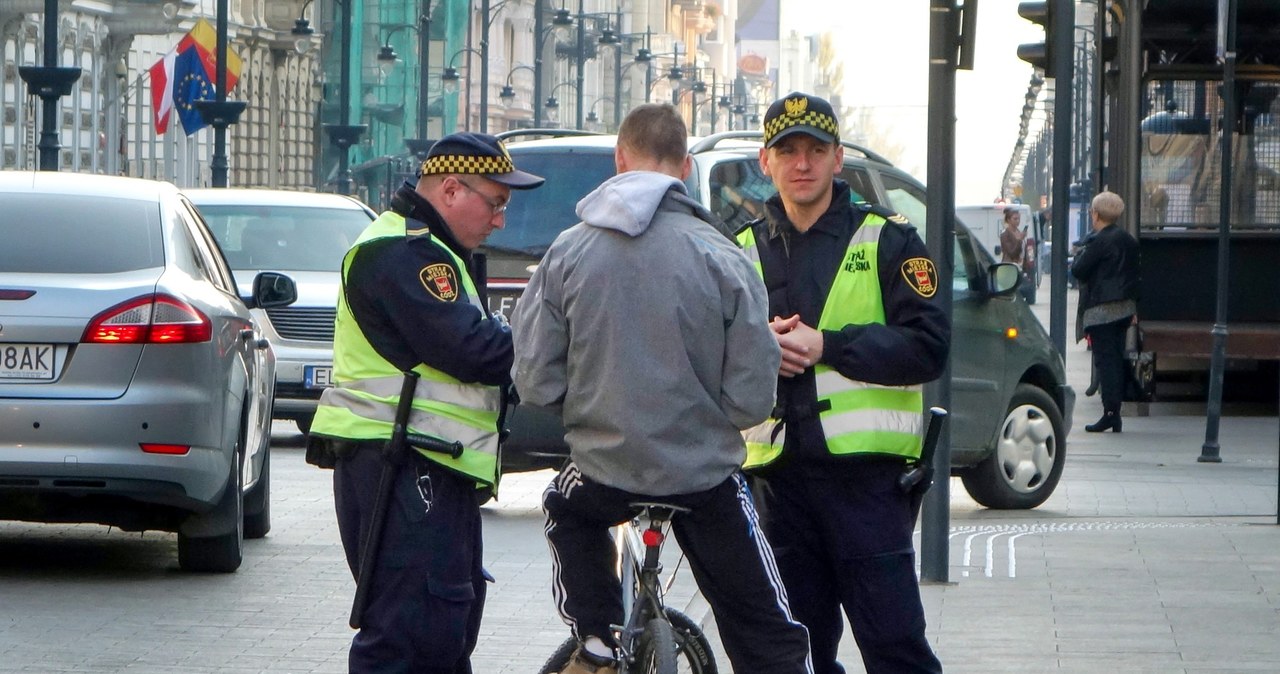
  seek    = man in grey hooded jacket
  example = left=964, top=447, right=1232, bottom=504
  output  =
left=513, top=103, right=813, bottom=674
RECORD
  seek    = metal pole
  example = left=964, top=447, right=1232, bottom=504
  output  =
left=575, top=0, right=585, bottom=130
left=710, top=70, right=717, bottom=134
left=420, top=1, right=432, bottom=139
left=210, top=0, right=230, bottom=187
left=1048, top=0, right=1075, bottom=359
left=1201, top=0, right=1237, bottom=463
left=534, top=0, right=543, bottom=127
left=613, top=9, right=623, bottom=129
left=921, top=0, right=958, bottom=584
left=480, top=0, right=490, bottom=133
left=38, top=0, right=59, bottom=170
left=1092, top=0, right=1105, bottom=191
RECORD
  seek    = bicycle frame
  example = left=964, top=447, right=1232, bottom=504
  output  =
left=614, top=503, right=687, bottom=671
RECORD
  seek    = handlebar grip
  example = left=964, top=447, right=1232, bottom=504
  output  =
left=406, top=433, right=464, bottom=459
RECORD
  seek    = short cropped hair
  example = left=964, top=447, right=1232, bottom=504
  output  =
left=1091, top=191, right=1125, bottom=224
left=617, top=103, right=687, bottom=166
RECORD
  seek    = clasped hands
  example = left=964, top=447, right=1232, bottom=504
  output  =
left=770, top=314, right=823, bottom=378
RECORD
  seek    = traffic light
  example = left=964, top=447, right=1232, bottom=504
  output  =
left=1016, top=1, right=1051, bottom=72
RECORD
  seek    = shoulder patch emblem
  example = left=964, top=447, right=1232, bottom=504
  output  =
left=900, top=257, right=938, bottom=298
left=420, top=263, right=459, bottom=301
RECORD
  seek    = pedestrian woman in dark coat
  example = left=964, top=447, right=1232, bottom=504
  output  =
left=1071, top=191, right=1139, bottom=432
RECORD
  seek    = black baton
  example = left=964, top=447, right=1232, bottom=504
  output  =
left=897, top=407, right=948, bottom=496
left=349, top=371, right=419, bottom=629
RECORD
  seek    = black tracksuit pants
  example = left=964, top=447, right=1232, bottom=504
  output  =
left=543, top=462, right=814, bottom=674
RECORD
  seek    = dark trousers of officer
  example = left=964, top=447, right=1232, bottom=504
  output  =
left=543, top=462, right=813, bottom=674
left=750, top=459, right=942, bottom=674
left=1086, top=316, right=1130, bottom=415
left=334, top=444, right=486, bottom=674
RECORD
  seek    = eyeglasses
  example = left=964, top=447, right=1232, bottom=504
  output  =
left=455, top=178, right=509, bottom=216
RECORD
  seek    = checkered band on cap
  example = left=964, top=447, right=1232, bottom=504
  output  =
left=419, top=153, right=516, bottom=177
left=763, top=109, right=840, bottom=146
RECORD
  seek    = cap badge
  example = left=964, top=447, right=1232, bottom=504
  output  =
left=784, top=96, right=808, bottom=117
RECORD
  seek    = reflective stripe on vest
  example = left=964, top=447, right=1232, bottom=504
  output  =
left=738, top=216, right=923, bottom=469
left=310, top=211, right=501, bottom=486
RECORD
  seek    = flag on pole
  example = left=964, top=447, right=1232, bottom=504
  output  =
left=183, top=18, right=243, bottom=93
left=146, top=17, right=245, bottom=136
left=173, top=47, right=216, bottom=136
left=148, top=50, right=177, bottom=134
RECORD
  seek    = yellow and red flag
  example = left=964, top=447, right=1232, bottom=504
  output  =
left=147, top=18, right=244, bottom=135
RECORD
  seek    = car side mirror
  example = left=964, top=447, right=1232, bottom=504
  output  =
left=249, top=271, right=297, bottom=309
left=989, top=262, right=1022, bottom=296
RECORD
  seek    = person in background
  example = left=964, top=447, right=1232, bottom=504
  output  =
left=999, top=206, right=1026, bottom=265
left=513, top=103, right=813, bottom=674
left=307, top=132, right=544, bottom=672
left=737, top=91, right=950, bottom=674
left=1071, top=190, right=1139, bottom=432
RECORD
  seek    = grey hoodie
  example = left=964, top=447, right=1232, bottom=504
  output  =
left=512, top=171, right=780, bottom=495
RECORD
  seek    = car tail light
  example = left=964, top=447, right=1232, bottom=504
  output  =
left=140, top=443, right=191, bottom=455
left=82, top=295, right=213, bottom=344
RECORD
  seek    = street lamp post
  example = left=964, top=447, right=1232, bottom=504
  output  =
left=499, top=64, right=539, bottom=125
left=19, top=0, right=81, bottom=171
left=324, top=0, right=367, bottom=195
left=193, top=0, right=247, bottom=187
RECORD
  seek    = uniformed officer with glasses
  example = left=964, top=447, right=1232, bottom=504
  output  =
left=309, top=132, right=543, bottom=672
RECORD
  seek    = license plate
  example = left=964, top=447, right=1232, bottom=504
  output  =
left=0, top=343, right=55, bottom=380
left=304, top=365, right=332, bottom=389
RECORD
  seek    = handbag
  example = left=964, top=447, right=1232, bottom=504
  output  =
left=1123, top=321, right=1155, bottom=402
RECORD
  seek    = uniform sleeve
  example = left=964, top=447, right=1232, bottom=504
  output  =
left=717, top=247, right=783, bottom=429
left=510, top=250, right=569, bottom=411
left=820, top=224, right=951, bottom=386
left=1069, top=233, right=1102, bottom=282
left=348, top=238, right=513, bottom=386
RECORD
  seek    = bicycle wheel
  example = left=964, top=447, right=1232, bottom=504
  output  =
left=537, top=610, right=718, bottom=674
left=634, top=617, right=678, bottom=674
left=536, top=637, right=578, bottom=674
left=665, top=608, right=718, bottom=674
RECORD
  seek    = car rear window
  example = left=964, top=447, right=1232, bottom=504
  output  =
left=486, top=148, right=617, bottom=256
left=196, top=204, right=373, bottom=271
left=0, top=195, right=163, bottom=273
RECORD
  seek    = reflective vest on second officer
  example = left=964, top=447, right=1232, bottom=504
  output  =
left=310, top=210, right=501, bottom=487
left=736, top=209, right=923, bottom=469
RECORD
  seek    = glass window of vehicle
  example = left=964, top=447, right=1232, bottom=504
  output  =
left=880, top=171, right=928, bottom=234
left=487, top=148, right=618, bottom=256
left=0, top=195, right=163, bottom=273
left=707, top=158, right=773, bottom=231
left=198, top=204, right=371, bottom=271
left=837, top=166, right=876, bottom=204
left=178, top=202, right=237, bottom=295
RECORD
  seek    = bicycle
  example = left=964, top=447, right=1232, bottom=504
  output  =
left=538, top=502, right=718, bottom=674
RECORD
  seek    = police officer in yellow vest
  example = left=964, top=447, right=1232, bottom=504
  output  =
left=737, top=93, right=950, bottom=674
left=308, top=132, right=543, bottom=672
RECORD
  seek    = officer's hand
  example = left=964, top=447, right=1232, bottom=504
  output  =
left=490, top=310, right=510, bottom=329
left=775, top=318, right=823, bottom=378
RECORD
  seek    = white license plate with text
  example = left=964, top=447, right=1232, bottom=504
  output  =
left=1, top=343, right=55, bottom=380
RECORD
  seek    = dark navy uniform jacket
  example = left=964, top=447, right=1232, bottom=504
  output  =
left=345, top=183, right=513, bottom=388
left=746, top=180, right=950, bottom=466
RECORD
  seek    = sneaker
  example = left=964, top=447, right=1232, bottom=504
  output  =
left=558, top=646, right=618, bottom=674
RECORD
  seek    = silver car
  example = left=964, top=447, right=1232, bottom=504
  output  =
left=187, top=189, right=375, bottom=435
left=0, top=172, right=296, bottom=572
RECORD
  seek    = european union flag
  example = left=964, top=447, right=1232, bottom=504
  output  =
left=172, top=46, right=215, bottom=136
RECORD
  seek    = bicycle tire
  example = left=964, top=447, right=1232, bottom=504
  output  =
left=634, top=617, right=678, bottom=674
left=537, top=608, right=718, bottom=674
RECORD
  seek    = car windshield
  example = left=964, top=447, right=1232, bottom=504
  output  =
left=0, top=195, right=163, bottom=273
left=197, top=204, right=371, bottom=271
left=485, top=148, right=617, bottom=256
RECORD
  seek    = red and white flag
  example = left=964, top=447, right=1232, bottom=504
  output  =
left=148, top=49, right=177, bottom=135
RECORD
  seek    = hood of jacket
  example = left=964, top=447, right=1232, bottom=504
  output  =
left=575, top=171, right=688, bottom=237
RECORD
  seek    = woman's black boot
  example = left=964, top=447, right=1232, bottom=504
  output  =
left=1085, top=410, right=1122, bottom=433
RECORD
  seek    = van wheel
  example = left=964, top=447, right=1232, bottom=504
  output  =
left=179, top=448, right=244, bottom=572
left=961, top=384, right=1064, bottom=510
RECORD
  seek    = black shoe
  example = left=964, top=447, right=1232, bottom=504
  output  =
left=1085, top=412, right=1122, bottom=433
